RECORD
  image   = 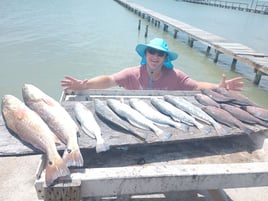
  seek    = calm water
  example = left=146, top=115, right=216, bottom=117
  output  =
left=0, top=0, right=268, bottom=107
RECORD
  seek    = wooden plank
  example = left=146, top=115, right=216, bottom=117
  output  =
left=35, top=162, right=268, bottom=198
left=1, top=90, right=267, bottom=156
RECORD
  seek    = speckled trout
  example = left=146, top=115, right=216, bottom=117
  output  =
left=22, top=84, right=83, bottom=167
left=107, top=99, right=172, bottom=141
left=164, top=95, right=228, bottom=136
left=1, top=95, right=70, bottom=186
left=129, top=98, right=189, bottom=132
left=74, top=102, right=110, bottom=153
left=151, top=98, right=210, bottom=134
left=94, top=99, right=148, bottom=141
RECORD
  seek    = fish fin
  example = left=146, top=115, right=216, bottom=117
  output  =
left=243, top=127, right=254, bottom=135
left=128, top=119, right=148, bottom=130
left=81, top=125, right=96, bottom=139
left=128, top=129, right=148, bottom=141
left=200, top=125, right=212, bottom=135
left=45, top=157, right=70, bottom=186
left=153, top=122, right=170, bottom=127
left=52, top=133, right=62, bottom=146
left=42, top=97, right=56, bottom=107
left=95, top=136, right=110, bottom=153
left=214, top=124, right=229, bottom=136
left=194, top=122, right=211, bottom=134
left=156, top=131, right=172, bottom=141
left=96, top=141, right=110, bottom=153
left=62, top=147, right=84, bottom=167
left=175, top=123, right=189, bottom=132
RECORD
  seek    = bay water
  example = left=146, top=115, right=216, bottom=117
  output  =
left=0, top=0, right=268, bottom=107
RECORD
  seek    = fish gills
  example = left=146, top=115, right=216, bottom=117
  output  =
left=94, top=99, right=148, bottom=141
left=74, top=102, right=110, bottom=153
left=22, top=84, right=83, bottom=167
left=1, top=95, right=70, bottom=186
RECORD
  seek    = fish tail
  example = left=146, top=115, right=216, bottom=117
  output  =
left=156, top=130, right=172, bottom=141
left=96, top=141, right=110, bottom=153
left=242, top=127, right=254, bottom=135
left=62, top=147, right=84, bottom=167
left=258, top=120, right=268, bottom=128
left=194, top=122, right=211, bottom=134
left=45, top=157, right=70, bottom=186
left=200, top=125, right=212, bottom=135
left=214, top=124, right=229, bottom=136
left=81, top=125, right=96, bottom=139
left=130, top=130, right=148, bottom=141
left=175, top=123, right=189, bottom=132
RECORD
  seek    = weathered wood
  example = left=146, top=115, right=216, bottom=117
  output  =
left=1, top=89, right=267, bottom=156
left=254, top=70, right=263, bottom=85
left=231, top=58, right=237, bottom=71
left=35, top=162, right=268, bottom=199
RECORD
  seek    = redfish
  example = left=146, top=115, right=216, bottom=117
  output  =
left=1, top=95, right=70, bottom=186
left=202, top=106, right=254, bottom=135
left=242, top=106, right=268, bottom=122
left=22, top=84, right=83, bottom=167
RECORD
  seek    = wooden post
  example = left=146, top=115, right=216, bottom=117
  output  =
left=231, top=58, right=237, bottom=71
left=253, top=70, right=262, bottom=85
left=174, top=30, right=178, bottom=38
left=206, top=46, right=211, bottom=56
left=138, top=20, right=141, bottom=30
left=44, top=180, right=81, bottom=201
left=142, top=13, right=145, bottom=19
left=214, top=51, right=221, bottom=63
left=163, top=24, right=168, bottom=32
left=188, top=37, right=194, bottom=48
left=145, top=25, right=148, bottom=38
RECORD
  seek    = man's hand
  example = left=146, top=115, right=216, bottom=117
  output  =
left=60, top=76, right=86, bottom=91
left=219, top=74, right=244, bottom=91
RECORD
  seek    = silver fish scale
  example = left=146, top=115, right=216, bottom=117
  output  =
left=107, top=99, right=172, bottom=141
left=164, top=95, right=215, bottom=124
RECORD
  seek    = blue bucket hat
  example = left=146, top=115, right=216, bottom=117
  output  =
left=135, top=38, right=178, bottom=69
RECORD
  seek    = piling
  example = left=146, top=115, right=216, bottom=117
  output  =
left=145, top=25, right=148, bottom=38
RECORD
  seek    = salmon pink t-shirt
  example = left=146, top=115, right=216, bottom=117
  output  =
left=112, top=65, right=197, bottom=90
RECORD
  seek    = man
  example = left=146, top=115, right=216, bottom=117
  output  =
left=61, top=38, right=243, bottom=91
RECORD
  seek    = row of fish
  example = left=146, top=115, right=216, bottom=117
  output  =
left=194, top=88, right=268, bottom=134
left=1, top=84, right=84, bottom=186
left=79, top=91, right=268, bottom=141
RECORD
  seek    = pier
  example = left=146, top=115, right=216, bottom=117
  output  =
left=114, top=0, right=268, bottom=85
left=181, top=0, right=268, bottom=15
